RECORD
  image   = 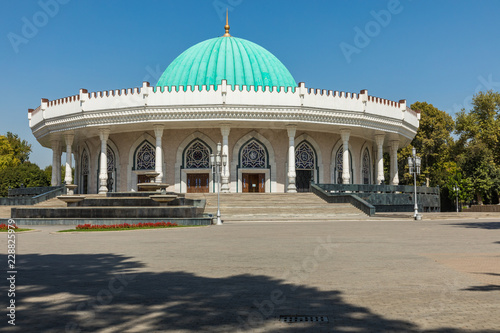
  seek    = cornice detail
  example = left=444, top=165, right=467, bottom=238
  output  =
left=32, top=105, right=418, bottom=140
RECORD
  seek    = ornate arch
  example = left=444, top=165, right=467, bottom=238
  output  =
left=361, top=147, right=371, bottom=185
left=80, top=145, right=90, bottom=194
left=184, top=140, right=211, bottom=169
left=134, top=140, right=155, bottom=170
left=175, top=132, right=217, bottom=193
left=295, top=141, right=315, bottom=170
left=232, top=131, right=276, bottom=192
left=127, top=133, right=163, bottom=191
left=294, top=134, right=324, bottom=183
left=240, top=139, right=268, bottom=169
left=331, top=139, right=355, bottom=184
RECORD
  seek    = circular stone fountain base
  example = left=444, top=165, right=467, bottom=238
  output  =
left=137, top=183, right=169, bottom=192
left=57, top=195, right=86, bottom=203
left=149, top=194, right=178, bottom=203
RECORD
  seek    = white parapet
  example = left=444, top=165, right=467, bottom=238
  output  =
left=29, top=82, right=420, bottom=143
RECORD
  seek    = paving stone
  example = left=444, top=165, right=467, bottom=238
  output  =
left=1, top=217, right=500, bottom=331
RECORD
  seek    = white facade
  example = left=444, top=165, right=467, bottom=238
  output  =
left=29, top=81, right=420, bottom=194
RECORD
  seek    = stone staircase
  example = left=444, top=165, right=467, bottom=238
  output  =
left=185, top=193, right=367, bottom=222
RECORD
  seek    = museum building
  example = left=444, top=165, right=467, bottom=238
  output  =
left=28, top=19, right=420, bottom=195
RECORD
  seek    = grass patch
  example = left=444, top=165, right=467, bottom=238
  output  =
left=0, top=228, right=33, bottom=232
left=57, top=225, right=202, bottom=232
left=57, top=221, right=205, bottom=232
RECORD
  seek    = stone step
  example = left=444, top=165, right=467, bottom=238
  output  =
left=34, top=197, right=68, bottom=207
left=186, top=192, right=366, bottom=221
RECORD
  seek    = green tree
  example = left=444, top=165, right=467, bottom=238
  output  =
left=6, top=132, right=31, bottom=163
left=443, top=162, right=474, bottom=209
left=456, top=91, right=500, bottom=161
left=0, top=162, right=50, bottom=197
left=0, top=132, right=32, bottom=171
left=397, top=102, right=455, bottom=187
left=0, top=135, right=18, bottom=170
left=455, top=91, right=500, bottom=204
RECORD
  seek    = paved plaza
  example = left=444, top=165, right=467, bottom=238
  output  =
left=2, top=216, right=500, bottom=332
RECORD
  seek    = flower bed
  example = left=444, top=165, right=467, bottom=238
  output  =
left=76, top=222, right=178, bottom=230
left=0, top=223, right=18, bottom=230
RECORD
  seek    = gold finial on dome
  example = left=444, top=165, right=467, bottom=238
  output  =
left=223, top=9, right=231, bottom=37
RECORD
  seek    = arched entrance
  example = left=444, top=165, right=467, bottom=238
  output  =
left=183, top=139, right=211, bottom=193
left=134, top=140, right=156, bottom=190
left=295, top=141, right=317, bottom=192
left=362, top=148, right=372, bottom=185
left=239, top=139, right=268, bottom=193
left=80, top=148, right=90, bottom=194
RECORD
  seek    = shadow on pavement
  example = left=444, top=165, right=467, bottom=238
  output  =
left=462, top=285, right=500, bottom=292
left=12, top=254, right=498, bottom=332
left=446, top=222, right=500, bottom=229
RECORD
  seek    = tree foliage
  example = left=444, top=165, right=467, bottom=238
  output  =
left=0, top=135, right=18, bottom=170
left=6, top=132, right=31, bottom=163
left=0, top=132, right=32, bottom=171
left=455, top=91, right=500, bottom=204
left=0, top=132, right=44, bottom=197
left=0, top=162, right=50, bottom=197
left=397, top=102, right=455, bottom=188
left=392, top=94, right=500, bottom=207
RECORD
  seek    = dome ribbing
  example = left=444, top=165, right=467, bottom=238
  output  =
left=156, top=36, right=297, bottom=91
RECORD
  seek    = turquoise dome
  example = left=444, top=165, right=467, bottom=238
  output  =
left=156, top=36, right=297, bottom=91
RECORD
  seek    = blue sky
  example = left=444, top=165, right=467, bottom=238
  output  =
left=1, top=0, right=499, bottom=167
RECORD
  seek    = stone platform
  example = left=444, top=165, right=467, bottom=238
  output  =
left=7, top=191, right=211, bottom=225
left=11, top=206, right=204, bottom=219
left=4, top=217, right=500, bottom=332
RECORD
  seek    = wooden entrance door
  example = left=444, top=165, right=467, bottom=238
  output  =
left=242, top=173, right=265, bottom=193
left=187, top=173, right=209, bottom=193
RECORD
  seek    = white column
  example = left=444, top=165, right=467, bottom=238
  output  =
left=221, top=125, right=231, bottom=193
left=57, top=148, right=62, bottom=186
left=98, top=129, right=110, bottom=194
left=390, top=140, right=399, bottom=185
left=154, top=125, right=164, bottom=183
left=341, top=129, right=351, bottom=184
left=287, top=125, right=297, bottom=193
left=64, top=134, right=74, bottom=185
left=375, top=134, right=385, bottom=185
left=51, top=139, right=61, bottom=186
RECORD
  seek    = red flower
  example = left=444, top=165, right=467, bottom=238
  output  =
left=0, top=223, right=18, bottom=230
left=75, top=221, right=178, bottom=230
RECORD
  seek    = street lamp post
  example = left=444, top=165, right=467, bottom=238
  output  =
left=453, top=185, right=459, bottom=213
left=407, top=147, right=422, bottom=220
left=210, top=142, right=227, bottom=225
